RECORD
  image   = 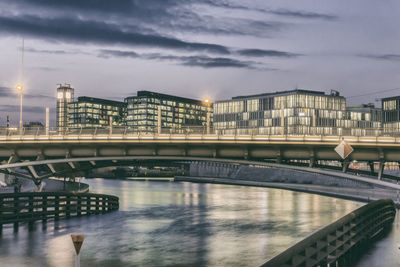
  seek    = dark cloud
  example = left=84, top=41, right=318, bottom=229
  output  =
left=197, top=1, right=337, bottom=20
left=25, top=47, right=89, bottom=56
left=237, top=49, right=300, bottom=58
left=181, top=56, right=254, bottom=68
left=0, top=15, right=230, bottom=54
left=25, top=48, right=69, bottom=55
left=0, top=86, right=55, bottom=100
left=0, top=105, right=50, bottom=113
left=269, top=9, right=337, bottom=20
left=98, top=49, right=261, bottom=69
left=99, top=50, right=139, bottom=59
left=0, top=86, right=14, bottom=97
left=30, top=66, right=61, bottom=72
left=360, top=54, right=400, bottom=61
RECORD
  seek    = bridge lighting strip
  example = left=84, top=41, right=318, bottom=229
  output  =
left=252, top=136, right=269, bottom=141
left=65, top=136, right=79, bottom=140
left=139, top=136, right=155, bottom=140
left=49, top=136, right=63, bottom=140
left=94, top=136, right=108, bottom=140
left=220, top=136, right=236, bottom=140
left=170, top=136, right=186, bottom=140
left=202, top=135, right=218, bottom=140
left=109, top=136, right=123, bottom=139
left=269, top=137, right=286, bottom=141
left=377, top=137, right=396, bottom=143
left=78, top=136, right=93, bottom=140
left=358, top=138, right=377, bottom=142
left=186, top=135, right=202, bottom=140
left=125, top=136, right=139, bottom=140
left=156, top=136, right=171, bottom=140
left=235, top=136, right=252, bottom=140
left=321, top=137, right=339, bottom=142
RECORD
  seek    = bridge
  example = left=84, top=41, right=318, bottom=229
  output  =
left=1, top=126, right=400, bottom=188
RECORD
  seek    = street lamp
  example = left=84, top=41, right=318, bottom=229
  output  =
left=204, top=98, right=211, bottom=134
left=16, top=83, right=23, bottom=134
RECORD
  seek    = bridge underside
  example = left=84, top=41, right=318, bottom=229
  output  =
left=0, top=140, right=398, bottom=186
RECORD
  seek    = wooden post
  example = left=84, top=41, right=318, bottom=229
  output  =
left=55, top=195, right=59, bottom=220
left=77, top=196, right=81, bottom=216
left=66, top=195, right=71, bottom=218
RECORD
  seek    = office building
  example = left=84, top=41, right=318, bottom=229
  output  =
left=382, top=96, right=400, bottom=134
left=345, top=104, right=382, bottom=136
left=56, top=84, right=74, bottom=131
left=125, top=91, right=210, bottom=132
left=68, top=96, right=126, bottom=128
left=214, top=89, right=384, bottom=136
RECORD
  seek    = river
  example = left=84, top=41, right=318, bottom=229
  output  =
left=0, top=178, right=365, bottom=266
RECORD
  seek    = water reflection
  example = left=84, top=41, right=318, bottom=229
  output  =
left=0, top=179, right=362, bottom=266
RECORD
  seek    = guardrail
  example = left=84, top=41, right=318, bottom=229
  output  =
left=1, top=126, right=400, bottom=144
left=1, top=126, right=400, bottom=137
left=0, top=192, right=119, bottom=232
left=261, top=199, right=396, bottom=267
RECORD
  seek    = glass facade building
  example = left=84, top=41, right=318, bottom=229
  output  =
left=214, top=89, right=382, bottom=136
left=382, top=96, right=400, bottom=134
left=56, top=84, right=74, bottom=131
left=345, top=104, right=382, bottom=136
left=125, top=91, right=210, bottom=132
left=68, top=97, right=126, bottom=128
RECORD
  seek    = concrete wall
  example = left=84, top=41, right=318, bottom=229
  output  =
left=189, top=162, right=373, bottom=188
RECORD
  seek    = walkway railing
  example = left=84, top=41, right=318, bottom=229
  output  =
left=0, top=192, right=119, bottom=232
left=261, top=198, right=396, bottom=267
left=1, top=126, right=400, bottom=144
left=0, top=126, right=400, bottom=137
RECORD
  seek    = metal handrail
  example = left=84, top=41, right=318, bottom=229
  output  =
left=261, top=199, right=396, bottom=267
left=0, top=192, right=119, bottom=230
left=1, top=126, right=400, bottom=141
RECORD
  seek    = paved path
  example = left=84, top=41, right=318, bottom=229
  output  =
left=175, top=176, right=400, bottom=206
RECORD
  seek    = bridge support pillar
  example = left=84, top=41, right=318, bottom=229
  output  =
left=309, top=158, right=315, bottom=168
left=342, top=160, right=350, bottom=173
left=378, top=161, right=385, bottom=180
left=368, top=161, right=375, bottom=175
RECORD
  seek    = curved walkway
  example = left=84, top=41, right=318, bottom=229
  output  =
left=1, top=156, right=400, bottom=190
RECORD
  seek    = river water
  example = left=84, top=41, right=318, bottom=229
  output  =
left=0, top=179, right=367, bottom=266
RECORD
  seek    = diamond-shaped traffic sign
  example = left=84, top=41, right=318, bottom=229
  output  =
left=335, top=141, right=354, bottom=160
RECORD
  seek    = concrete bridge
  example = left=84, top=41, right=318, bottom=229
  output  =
left=1, top=130, right=400, bottom=187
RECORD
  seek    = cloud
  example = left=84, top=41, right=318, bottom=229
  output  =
left=269, top=9, right=337, bottom=20
left=237, top=49, right=300, bottom=58
left=99, top=49, right=263, bottom=69
left=360, top=54, right=400, bottom=61
left=197, top=1, right=337, bottom=20
left=25, top=48, right=69, bottom=55
left=0, top=86, right=14, bottom=97
left=0, top=86, right=55, bottom=100
left=0, top=14, right=231, bottom=54
left=0, top=105, right=50, bottom=113
left=99, top=50, right=139, bottom=59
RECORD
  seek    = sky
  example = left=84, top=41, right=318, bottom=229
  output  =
left=0, top=0, right=399, bottom=126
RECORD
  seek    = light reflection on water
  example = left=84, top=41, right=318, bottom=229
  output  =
left=0, top=179, right=362, bottom=266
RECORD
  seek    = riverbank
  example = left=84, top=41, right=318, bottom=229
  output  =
left=175, top=176, right=400, bottom=207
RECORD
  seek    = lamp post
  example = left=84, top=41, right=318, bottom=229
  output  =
left=204, top=98, right=211, bottom=134
left=16, top=84, right=23, bottom=134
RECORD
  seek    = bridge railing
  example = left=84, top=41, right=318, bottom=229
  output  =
left=261, top=198, right=396, bottom=267
left=1, top=125, right=400, bottom=138
left=0, top=192, right=119, bottom=232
